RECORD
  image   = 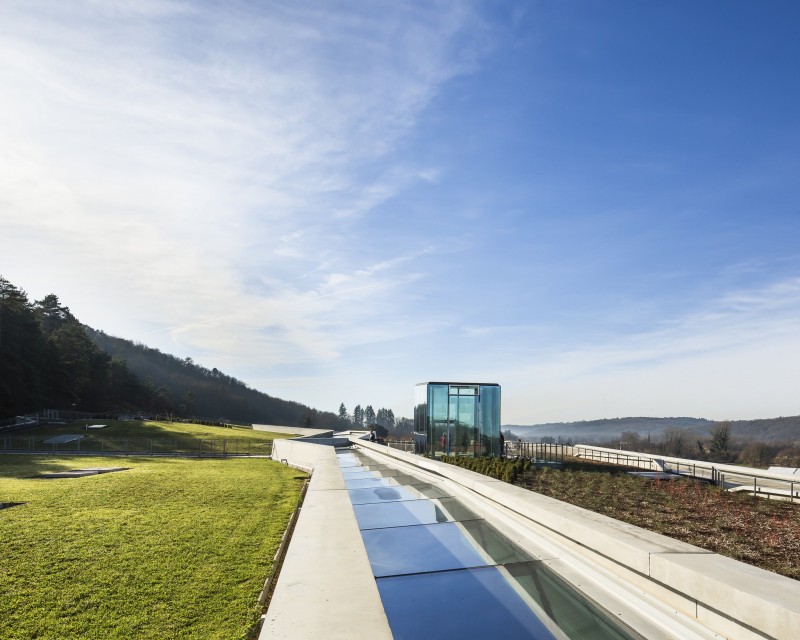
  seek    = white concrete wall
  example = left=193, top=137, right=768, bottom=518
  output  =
left=270, top=438, right=331, bottom=472
left=253, top=424, right=333, bottom=438
left=358, top=440, right=800, bottom=640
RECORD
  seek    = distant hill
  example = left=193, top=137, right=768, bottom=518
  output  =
left=85, top=327, right=337, bottom=428
left=723, top=416, right=800, bottom=443
left=504, top=415, right=800, bottom=444
left=504, top=417, right=712, bottom=443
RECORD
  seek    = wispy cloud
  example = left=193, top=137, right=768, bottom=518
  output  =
left=495, top=276, right=800, bottom=422
left=0, top=0, right=485, bottom=377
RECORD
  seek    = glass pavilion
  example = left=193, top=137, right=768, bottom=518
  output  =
left=414, top=382, right=501, bottom=458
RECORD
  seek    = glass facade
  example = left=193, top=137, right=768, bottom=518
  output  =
left=413, top=382, right=501, bottom=458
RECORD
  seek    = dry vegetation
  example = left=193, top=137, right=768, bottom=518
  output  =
left=515, top=458, right=800, bottom=580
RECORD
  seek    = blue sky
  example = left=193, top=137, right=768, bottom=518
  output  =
left=2, top=1, right=800, bottom=424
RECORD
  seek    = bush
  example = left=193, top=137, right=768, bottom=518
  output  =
left=441, top=455, right=525, bottom=483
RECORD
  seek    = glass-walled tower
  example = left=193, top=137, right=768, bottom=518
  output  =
left=413, top=382, right=501, bottom=458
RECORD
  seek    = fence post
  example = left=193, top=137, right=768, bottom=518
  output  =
left=753, top=477, right=757, bottom=498
left=791, top=482, right=794, bottom=504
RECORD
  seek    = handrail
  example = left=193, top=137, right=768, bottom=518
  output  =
left=574, top=444, right=795, bottom=482
left=573, top=443, right=800, bottom=501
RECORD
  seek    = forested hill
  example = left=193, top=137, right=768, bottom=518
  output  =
left=85, top=328, right=335, bottom=427
left=0, top=275, right=335, bottom=426
left=505, top=417, right=713, bottom=442
left=1, top=276, right=153, bottom=417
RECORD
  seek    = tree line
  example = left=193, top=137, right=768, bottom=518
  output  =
left=86, top=327, right=337, bottom=427
left=0, top=276, right=153, bottom=417
left=337, top=403, right=413, bottom=437
left=0, top=276, right=338, bottom=427
left=595, top=422, right=800, bottom=468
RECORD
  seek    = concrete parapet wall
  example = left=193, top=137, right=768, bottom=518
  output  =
left=358, top=440, right=800, bottom=640
left=270, top=438, right=331, bottom=472
left=294, top=437, right=350, bottom=447
left=253, top=424, right=334, bottom=438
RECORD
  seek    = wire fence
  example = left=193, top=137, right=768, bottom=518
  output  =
left=0, top=436, right=272, bottom=457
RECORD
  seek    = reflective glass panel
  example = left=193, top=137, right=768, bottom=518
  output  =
left=361, top=520, right=532, bottom=577
left=344, top=477, right=397, bottom=489
left=339, top=469, right=380, bottom=479
left=458, top=519, right=534, bottom=565
left=376, top=565, right=558, bottom=640
left=348, top=486, right=419, bottom=504
left=504, top=563, right=642, bottom=640
left=352, top=497, right=480, bottom=530
left=478, top=384, right=501, bottom=456
left=353, top=499, right=441, bottom=530
left=403, top=483, right=452, bottom=499
left=362, top=522, right=487, bottom=576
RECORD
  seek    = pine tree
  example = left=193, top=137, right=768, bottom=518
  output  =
left=0, top=277, right=48, bottom=415
left=353, top=405, right=364, bottom=429
left=365, top=405, right=376, bottom=427
left=338, top=403, right=351, bottom=428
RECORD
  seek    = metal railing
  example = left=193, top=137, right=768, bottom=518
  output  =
left=573, top=444, right=800, bottom=502
left=571, top=446, right=661, bottom=470
left=0, top=436, right=272, bottom=457
left=386, top=440, right=415, bottom=453
left=505, top=441, right=570, bottom=463
left=0, top=414, right=42, bottom=432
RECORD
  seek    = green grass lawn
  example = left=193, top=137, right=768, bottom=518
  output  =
left=12, top=419, right=294, bottom=441
left=1, top=420, right=295, bottom=455
left=0, top=455, right=306, bottom=639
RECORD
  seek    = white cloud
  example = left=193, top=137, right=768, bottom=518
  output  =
left=0, top=0, right=485, bottom=378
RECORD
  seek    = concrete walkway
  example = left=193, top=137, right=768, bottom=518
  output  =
left=259, top=442, right=392, bottom=639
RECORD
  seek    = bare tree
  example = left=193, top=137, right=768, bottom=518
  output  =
left=661, top=428, right=686, bottom=457
left=710, top=421, right=731, bottom=460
